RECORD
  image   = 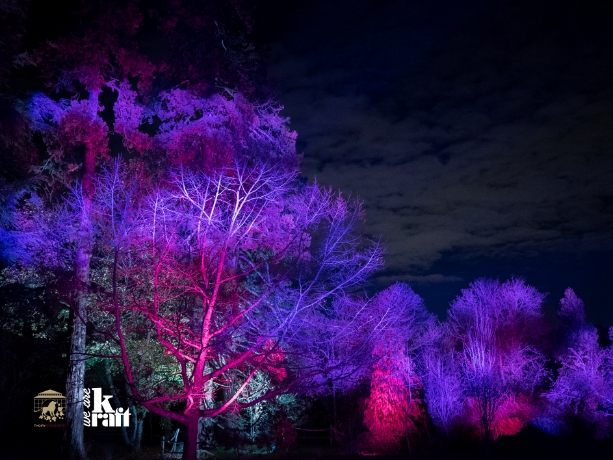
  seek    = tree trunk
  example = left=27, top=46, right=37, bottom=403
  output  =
left=65, top=97, right=97, bottom=459
left=181, top=411, right=200, bottom=460
left=65, top=198, right=92, bottom=460
left=104, top=360, right=145, bottom=450
left=332, top=386, right=337, bottom=430
left=133, top=412, right=144, bottom=451
left=65, top=296, right=87, bottom=460
left=128, top=405, right=145, bottom=451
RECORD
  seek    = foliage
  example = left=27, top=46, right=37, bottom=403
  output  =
left=0, top=266, right=69, bottom=436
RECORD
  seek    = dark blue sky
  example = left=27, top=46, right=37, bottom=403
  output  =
left=259, top=0, right=613, bottom=325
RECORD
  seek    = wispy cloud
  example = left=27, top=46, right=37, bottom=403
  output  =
left=266, top=0, right=613, bottom=321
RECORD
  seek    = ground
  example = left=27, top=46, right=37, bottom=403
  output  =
left=3, top=425, right=613, bottom=460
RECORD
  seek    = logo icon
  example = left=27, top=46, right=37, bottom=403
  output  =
left=83, top=388, right=130, bottom=427
left=34, top=389, right=65, bottom=425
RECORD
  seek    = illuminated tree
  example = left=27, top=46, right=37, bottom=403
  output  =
left=362, top=283, right=431, bottom=453
left=1, top=2, right=341, bottom=458
left=448, top=278, right=546, bottom=443
left=422, top=327, right=464, bottom=436
left=546, top=289, right=613, bottom=437
left=21, top=5, right=296, bottom=455
left=92, top=160, right=381, bottom=460
left=559, top=287, right=587, bottom=328
left=22, top=3, right=155, bottom=456
left=301, top=292, right=426, bottom=433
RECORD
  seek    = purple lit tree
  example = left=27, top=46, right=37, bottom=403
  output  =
left=22, top=3, right=156, bottom=455
left=546, top=289, right=613, bottom=437
left=92, top=160, right=381, bottom=460
left=17, top=1, right=292, bottom=453
left=23, top=10, right=297, bottom=456
left=448, top=278, right=547, bottom=443
left=422, top=325, right=464, bottom=437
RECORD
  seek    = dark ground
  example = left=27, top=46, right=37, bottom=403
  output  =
left=4, top=424, right=613, bottom=460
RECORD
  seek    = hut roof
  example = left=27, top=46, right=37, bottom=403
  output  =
left=34, top=389, right=65, bottom=399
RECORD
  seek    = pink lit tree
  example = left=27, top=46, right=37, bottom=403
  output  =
left=361, top=283, right=432, bottom=453
left=5, top=2, right=356, bottom=459
left=92, top=160, right=382, bottom=460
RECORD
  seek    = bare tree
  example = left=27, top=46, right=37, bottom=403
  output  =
left=95, top=160, right=382, bottom=460
left=422, top=324, right=464, bottom=436
left=546, top=289, right=613, bottom=437
left=448, top=278, right=546, bottom=443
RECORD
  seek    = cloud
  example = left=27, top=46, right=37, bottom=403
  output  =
left=267, top=0, right=613, bottom=290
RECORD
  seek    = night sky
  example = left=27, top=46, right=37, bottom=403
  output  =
left=258, top=0, right=613, bottom=325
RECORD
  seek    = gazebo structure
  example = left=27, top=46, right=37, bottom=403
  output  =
left=34, top=389, right=65, bottom=412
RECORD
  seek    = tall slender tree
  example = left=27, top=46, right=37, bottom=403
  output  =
left=25, top=3, right=154, bottom=453
left=362, top=283, right=431, bottom=453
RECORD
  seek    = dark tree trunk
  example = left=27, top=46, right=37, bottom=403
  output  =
left=104, top=360, right=145, bottom=450
left=132, top=411, right=144, bottom=451
left=127, top=403, right=145, bottom=451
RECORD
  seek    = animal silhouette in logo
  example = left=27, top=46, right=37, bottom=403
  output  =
left=41, top=401, right=56, bottom=418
